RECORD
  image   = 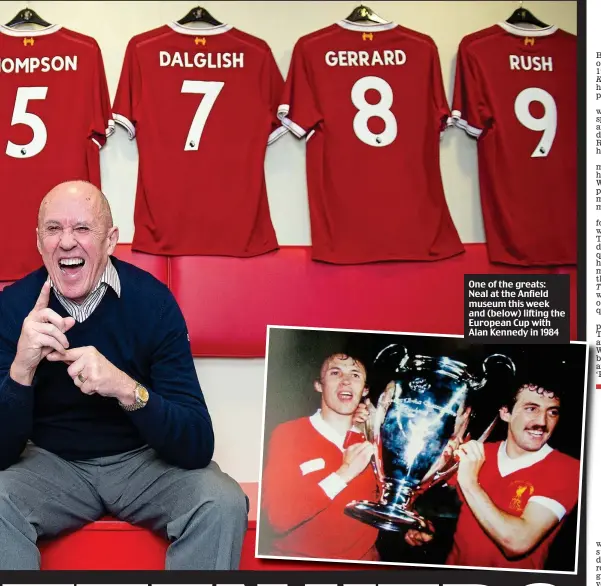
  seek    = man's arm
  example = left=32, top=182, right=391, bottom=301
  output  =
left=459, top=480, right=559, bottom=557
left=0, top=284, right=75, bottom=470
left=262, top=424, right=374, bottom=534
left=48, top=291, right=214, bottom=470
left=456, top=440, right=561, bottom=558
left=0, top=294, right=34, bottom=470
left=118, top=293, right=214, bottom=470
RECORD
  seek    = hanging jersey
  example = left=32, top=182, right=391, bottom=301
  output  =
left=279, top=20, right=464, bottom=264
left=0, top=24, right=113, bottom=280
left=452, top=23, right=576, bottom=266
left=112, top=22, right=285, bottom=257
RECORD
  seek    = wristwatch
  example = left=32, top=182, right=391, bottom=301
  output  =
left=119, top=381, right=149, bottom=411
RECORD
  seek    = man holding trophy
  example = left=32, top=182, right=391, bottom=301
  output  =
left=405, top=373, right=580, bottom=570
left=261, top=352, right=381, bottom=561
left=260, top=338, right=581, bottom=571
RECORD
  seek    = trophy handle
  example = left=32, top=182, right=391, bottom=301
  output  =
left=373, top=344, right=409, bottom=371
left=469, top=353, right=516, bottom=391
left=415, top=415, right=498, bottom=494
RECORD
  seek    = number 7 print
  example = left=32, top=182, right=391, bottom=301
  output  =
left=181, top=79, right=225, bottom=151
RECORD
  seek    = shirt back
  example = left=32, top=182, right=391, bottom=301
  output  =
left=112, top=23, right=284, bottom=257
left=452, top=23, right=576, bottom=266
left=279, top=21, right=464, bottom=264
left=0, top=25, right=112, bottom=280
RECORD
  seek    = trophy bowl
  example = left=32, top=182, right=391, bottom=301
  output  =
left=344, top=344, right=515, bottom=531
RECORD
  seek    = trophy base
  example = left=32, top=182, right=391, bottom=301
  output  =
left=344, top=500, right=426, bottom=532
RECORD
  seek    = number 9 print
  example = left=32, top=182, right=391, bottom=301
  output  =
left=514, top=87, right=557, bottom=158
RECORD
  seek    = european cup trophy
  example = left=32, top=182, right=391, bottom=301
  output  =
left=344, top=344, right=515, bottom=531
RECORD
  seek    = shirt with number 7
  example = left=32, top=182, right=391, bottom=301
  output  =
left=0, top=25, right=113, bottom=281
left=278, top=20, right=464, bottom=265
left=452, top=22, right=576, bottom=266
left=112, top=22, right=285, bottom=257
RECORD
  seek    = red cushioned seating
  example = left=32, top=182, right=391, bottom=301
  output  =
left=113, top=246, right=169, bottom=285
left=170, top=244, right=577, bottom=357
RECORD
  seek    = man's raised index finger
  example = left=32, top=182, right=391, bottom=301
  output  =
left=33, top=281, right=51, bottom=311
left=59, top=347, right=87, bottom=363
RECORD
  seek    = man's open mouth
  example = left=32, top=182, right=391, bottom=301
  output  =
left=338, top=390, right=354, bottom=401
left=58, top=257, right=85, bottom=276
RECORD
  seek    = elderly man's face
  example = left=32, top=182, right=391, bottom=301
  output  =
left=37, top=185, right=118, bottom=303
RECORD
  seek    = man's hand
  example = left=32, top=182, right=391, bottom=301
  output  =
left=404, top=520, right=436, bottom=547
left=352, top=399, right=371, bottom=426
left=47, top=345, right=136, bottom=403
left=10, top=282, right=76, bottom=386
left=455, top=439, right=485, bottom=490
left=337, top=441, right=374, bottom=483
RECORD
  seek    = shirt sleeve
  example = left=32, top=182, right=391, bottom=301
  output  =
left=89, top=42, right=114, bottom=149
left=261, top=48, right=287, bottom=145
left=112, top=38, right=141, bottom=140
left=451, top=38, right=491, bottom=139
left=261, top=424, right=352, bottom=534
left=430, top=40, right=452, bottom=133
left=277, top=40, right=322, bottom=139
left=528, top=455, right=580, bottom=521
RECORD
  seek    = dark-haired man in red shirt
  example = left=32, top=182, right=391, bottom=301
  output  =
left=405, top=380, right=580, bottom=570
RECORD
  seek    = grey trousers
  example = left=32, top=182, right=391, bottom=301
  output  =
left=0, top=444, right=248, bottom=570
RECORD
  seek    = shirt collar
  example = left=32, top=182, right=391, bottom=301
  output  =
left=497, top=440, right=553, bottom=477
left=48, top=257, right=121, bottom=300
left=310, top=409, right=354, bottom=452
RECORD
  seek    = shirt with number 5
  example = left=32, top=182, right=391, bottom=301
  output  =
left=0, top=24, right=113, bottom=280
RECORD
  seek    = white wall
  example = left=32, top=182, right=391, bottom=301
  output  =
left=1, top=1, right=577, bottom=482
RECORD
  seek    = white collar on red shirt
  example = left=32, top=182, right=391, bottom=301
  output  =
left=0, top=23, right=61, bottom=36
left=336, top=20, right=397, bottom=33
left=497, top=440, right=553, bottom=477
left=309, top=410, right=350, bottom=452
left=167, top=21, right=232, bottom=35
left=497, top=21, right=558, bottom=37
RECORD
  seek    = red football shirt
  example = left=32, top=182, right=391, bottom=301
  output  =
left=279, top=20, right=464, bottom=264
left=0, top=24, right=112, bottom=280
left=261, top=413, right=379, bottom=560
left=452, top=23, right=576, bottom=266
left=447, top=441, right=580, bottom=570
left=112, top=22, right=284, bottom=257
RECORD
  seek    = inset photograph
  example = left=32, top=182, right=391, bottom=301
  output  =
left=256, top=326, right=587, bottom=573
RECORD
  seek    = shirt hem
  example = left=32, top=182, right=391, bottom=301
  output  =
left=130, top=242, right=280, bottom=258
left=488, top=256, right=577, bottom=267
left=310, top=248, right=466, bottom=265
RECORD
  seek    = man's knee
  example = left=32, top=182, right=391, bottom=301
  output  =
left=188, top=468, right=248, bottom=523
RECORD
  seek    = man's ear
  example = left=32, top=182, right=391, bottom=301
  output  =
left=314, top=380, right=323, bottom=394
left=107, top=226, right=119, bottom=255
left=36, top=227, right=42, bottom=255
left=362, top=386, right=369, bottom=397
left=499, top=406, right=511, bottom=423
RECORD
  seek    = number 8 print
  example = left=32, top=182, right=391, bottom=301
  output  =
left=514, top=87, right=557, bottom=158
left=351, top=76, right=397, bottom=147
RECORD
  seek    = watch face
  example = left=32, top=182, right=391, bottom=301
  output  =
left=138, top=386, right=149, bottom=402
